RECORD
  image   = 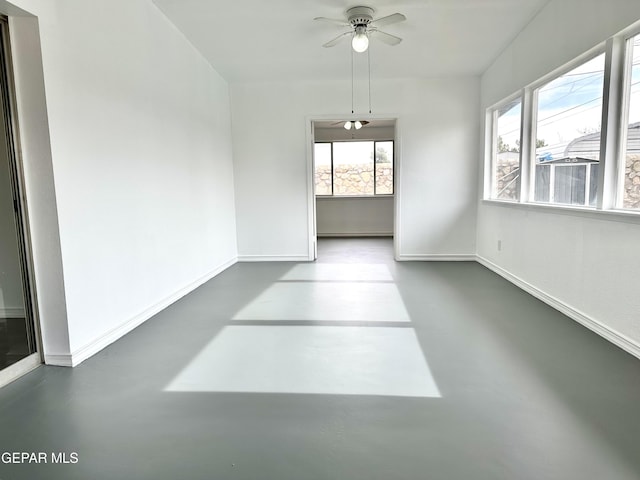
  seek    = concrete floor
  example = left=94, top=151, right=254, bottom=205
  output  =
left=1, top=237, right=640, bottom=479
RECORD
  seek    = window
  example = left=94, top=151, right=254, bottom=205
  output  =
left=375, top=141, right=394, bottom=195
left=314, top=143, right=332, bottom=195
left=333, top=141, right=375, bottom=195
left=484, top=20, right=640, bottom=216
left=620, top=33, right=640, bottom=211
left=314, top=140, right=394, bottom=196
left=533, top=53, right=605, bottom=206
left=489, top=97, right=521, bottom=201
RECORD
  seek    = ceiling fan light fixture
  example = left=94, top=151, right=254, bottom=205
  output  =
left=354, top=121, right=363, bottom=129
left=352, top=26, right=369, bottom=53
left=344, top=121, right=352, bottom=130
left=316, top=7, right=405, bottom=50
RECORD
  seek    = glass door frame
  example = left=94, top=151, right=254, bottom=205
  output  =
left=0, top=15, right=42, bottom=387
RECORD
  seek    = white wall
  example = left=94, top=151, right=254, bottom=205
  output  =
left=5, top=0, right=238, bottom=365
left=231, top=77, right=479, bottom=261
left=479, top=0, right=640, bottom=353
left=316, top=197, right=394, bottom=237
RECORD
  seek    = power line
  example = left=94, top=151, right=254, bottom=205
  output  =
left=537, top=98, right=601, bottom=124
left=539, top=73, right=603, bottom=111
left=499, top=78, right=640, bottom=140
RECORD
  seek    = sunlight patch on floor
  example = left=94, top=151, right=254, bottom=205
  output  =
left=165, top=326, right=441, bottom=397
left=167, top=263, right=440, bottom=397
left=232, top=282, right=409, bottom=323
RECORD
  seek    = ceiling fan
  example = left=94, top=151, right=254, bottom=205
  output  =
left=331, top=120, right=370, bottom=130
left=315, top=6, right=406, bottom=53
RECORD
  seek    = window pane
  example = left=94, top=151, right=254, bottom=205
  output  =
left=333, top=141, right=374, bottom=195
left=314, top=143, right=332, bottom=195
left=493, top=99, right=521, bottom=200
left=375, top=141, right=394, bottom=195
left=534, top=164, right=551, bottom=202
left=622, top=34, right=640, bottom=210
left=534, top=54, right=605, bottom=206
left=554, top=165, right=586, bottom=205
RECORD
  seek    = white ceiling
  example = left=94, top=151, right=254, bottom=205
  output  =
left=153, top=0, right=550, bottom=82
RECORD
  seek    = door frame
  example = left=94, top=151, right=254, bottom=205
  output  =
left=305, top=114, right=402, bottom=260
left=0, top=15, right=42, bottom=387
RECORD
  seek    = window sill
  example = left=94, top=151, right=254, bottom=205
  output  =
left=316, top=195, right=395, bottom=200
left=481, top=199, right=640, bottom=224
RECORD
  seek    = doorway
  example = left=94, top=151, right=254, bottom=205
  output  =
left=0, top=16, right=40, bottom=385
left=308, top=118, right=398, bottom=260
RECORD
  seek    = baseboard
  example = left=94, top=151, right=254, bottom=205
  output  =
left=43, top=353, right=73, bottom=367
left=46, top=257, right=237, bottom=368
left=476, top=255, right=640, bottom=361
left=238, top=254, right=310, bottom=262
left=0, top=307, right=26, bottom=318
left=397, top=254, right=476, bottom=261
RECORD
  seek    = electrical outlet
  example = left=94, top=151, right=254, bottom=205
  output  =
left=497, top=240, right=502, bottom=251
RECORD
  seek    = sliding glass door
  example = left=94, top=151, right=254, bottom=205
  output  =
left=0, top=16, right=39, bottom=382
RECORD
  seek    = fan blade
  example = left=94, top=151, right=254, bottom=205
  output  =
left=370, top=30, right=402, bottom=46
left=329, top=120, right=369, bottom=127
left=322, top=31, right=351, bottom=48
left=314, top=17, right=349, bottom=27
left=370, top=13, right=406, bottom=27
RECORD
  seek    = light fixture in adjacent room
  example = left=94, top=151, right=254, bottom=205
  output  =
left=344, top=120, right=365, bottom=130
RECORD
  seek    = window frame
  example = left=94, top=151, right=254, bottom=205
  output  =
left=485, top=92, right=523, bottom=202
left=483, top=24, right=640, bottom=220
left=314, top=141, right=334, bottom=196
left=615, top=27, right=640, bottom=211
left=314, top=139, right=395, bottom=198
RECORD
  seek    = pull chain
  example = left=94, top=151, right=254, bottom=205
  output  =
left=351, top=45, right=355, bottom=114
